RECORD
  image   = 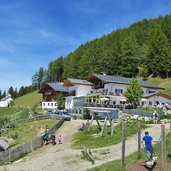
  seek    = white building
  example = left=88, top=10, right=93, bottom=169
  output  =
left=39, top=73, right=166, bottom=114
left=63, top=78, right=93, bottom=113
left=0, top=94, right=13, bottom=107
left=142, top=92, right=171, bottom=106
left=38, top=83, right=68, bottom=110
left=87, top=73, right=163, bottom=106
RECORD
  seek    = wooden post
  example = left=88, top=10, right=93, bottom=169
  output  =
left=100, top=115, right=108, bottom=136
left=88, top=112, right=94, bottom=131
left=170, top=124, right=171, bottom=142
left=121, top=122, right=126, bottom=168
left=137, top=121, right=141, bottom=159
left=111, top=119, right=114, bottom=136
left=105, top=118, right=107, bottom=136
left=161, top=125, right=167, bottom=171
left=106, top=113, right=112, bottom=125
left=95, top=117, right=101, bottom=130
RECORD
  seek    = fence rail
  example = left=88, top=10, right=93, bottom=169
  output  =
left=122, top=109, right=155, bottom=117
left=0, top=116, right=64, bottom=162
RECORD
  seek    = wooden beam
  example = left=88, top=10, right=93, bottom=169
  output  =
left=100, top=115, right=108, bottom=136
left=111, top=119, right=114, bottom=136
left=95, top=117, right=101, bottom=130
left=106, top=112, right=112, bottom=125
left=161, top=125, right=167, bottom=171
left=121, top=122, right=126, bottom=168
left=170, top=124, right=171, bottom=144
left=88, top=113, right=94, bottom=131
left=137, top=121, right=141, bottom=159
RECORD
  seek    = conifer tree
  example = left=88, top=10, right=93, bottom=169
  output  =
left=146, top=28, right=171, bottom=76
left=124, top=78, right=143, bottom=108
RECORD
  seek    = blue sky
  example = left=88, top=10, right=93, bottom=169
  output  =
left=0, top=0, right=171, bottom=92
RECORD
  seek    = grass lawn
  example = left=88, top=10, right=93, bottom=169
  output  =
left=71, top=123, right=147, bottom=149
left=2, top=118, right=58, bottom=148
left=88, top=151, right=144, bottom=171
left=0, top=107, right=29, bottom=121
left=88, top=131, right=171, bottom=171
left=13, top=90, right=42, bottom=109
left=157, top=133, right=171, bottom=163
left=147, top=77, right=171, bottom=95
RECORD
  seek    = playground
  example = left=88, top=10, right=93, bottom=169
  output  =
left=0, top=107, right=170, bottom=171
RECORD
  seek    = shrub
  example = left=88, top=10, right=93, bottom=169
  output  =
left=11, top=132, right=18, bottom=140
left=6, top=123, right=15, bottom=129
left=0, top=117, right=10, bottom=129
left=83, top=109, right=91, bottom=119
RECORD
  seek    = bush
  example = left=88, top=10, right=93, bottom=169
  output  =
left=0, top=117, right=10, bottom=129
left=11, top=132, right=18, bottom=140
left=83, top=109, right=91, bottom=119
left=6, top=123, right=15, bottom=129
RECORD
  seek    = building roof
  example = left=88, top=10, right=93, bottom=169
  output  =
left=64, top=78, right=93, bottom=86
left=0, top=96, right=12, bottom=101
left=0, top=139, right=9, bottom=151
left=90, top=74, right=163, bottom=89
left=143, top=92, right=171, bottom=100
left=47, top=83, right=69, bottom=92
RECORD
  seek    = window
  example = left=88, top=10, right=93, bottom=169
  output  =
left=48, top=103, right=50, bottom=106
left=51, top=103, right=53, bottom=106
left=115, top=89, right=123, bottom=93
left=149, top=101, right=152, bottom=105
left=43, top=103, right=45, bottom=106
left=149, top=91, right=155, bottom=94
left=55, top=103, right=57, bottom=106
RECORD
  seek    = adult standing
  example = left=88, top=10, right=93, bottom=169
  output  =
left=152, top=110, right=158, bottom=124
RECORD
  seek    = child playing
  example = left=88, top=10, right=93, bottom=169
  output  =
left=58, top=135, right=62, bottom=144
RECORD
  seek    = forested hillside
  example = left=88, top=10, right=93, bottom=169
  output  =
left=32, top=14, right=171, bottom=87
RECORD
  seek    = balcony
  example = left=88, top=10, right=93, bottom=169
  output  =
left=83, top=102, right=120, bottom=108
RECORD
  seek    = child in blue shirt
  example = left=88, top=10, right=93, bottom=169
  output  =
left=142, top=131, right=154, bottom=160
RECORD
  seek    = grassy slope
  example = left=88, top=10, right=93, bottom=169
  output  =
left=14, top=90, right=42, bottom=108
left=147, top=77, right=171, bottom=95
left=3, top=119, right=58, bottom=148
left=0, top=108, right=29, bottom=121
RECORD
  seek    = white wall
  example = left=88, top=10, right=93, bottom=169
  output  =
left=109, top=96, right=126, bottom=105
left=0, top=98, right=12, bottom=107
left=65, top=96, right=74, bottom=109
left=146, top=96, right=171, bottom=105
left=42, top=101, right=57, bottom=109
left=105, top=83, right=159, bottom=96
left=76, top=85, right=92, bottom=97
left=104, top=83, right=128, bottom=95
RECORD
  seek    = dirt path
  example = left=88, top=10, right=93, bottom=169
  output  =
left=1, top=122, right=170, bottom=171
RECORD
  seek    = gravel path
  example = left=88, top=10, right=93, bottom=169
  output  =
left=1, top=121, right=170, bottom=171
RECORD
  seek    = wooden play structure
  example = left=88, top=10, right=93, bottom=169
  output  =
left=81, top=146, right=95, bottom=164
left=84, top=107, right=120, bottom=136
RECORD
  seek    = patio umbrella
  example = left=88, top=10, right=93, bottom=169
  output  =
left=120, top=98, right=127, bottom=102
left=100, top=97, right=109, bottom=101
left=141, top=98, right=147, bottom=102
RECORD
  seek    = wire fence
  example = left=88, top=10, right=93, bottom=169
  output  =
left=122, top=109, right=155, bottom=118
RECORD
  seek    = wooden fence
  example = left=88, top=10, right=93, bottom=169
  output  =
left=0, top=116, right=64, bottom=162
